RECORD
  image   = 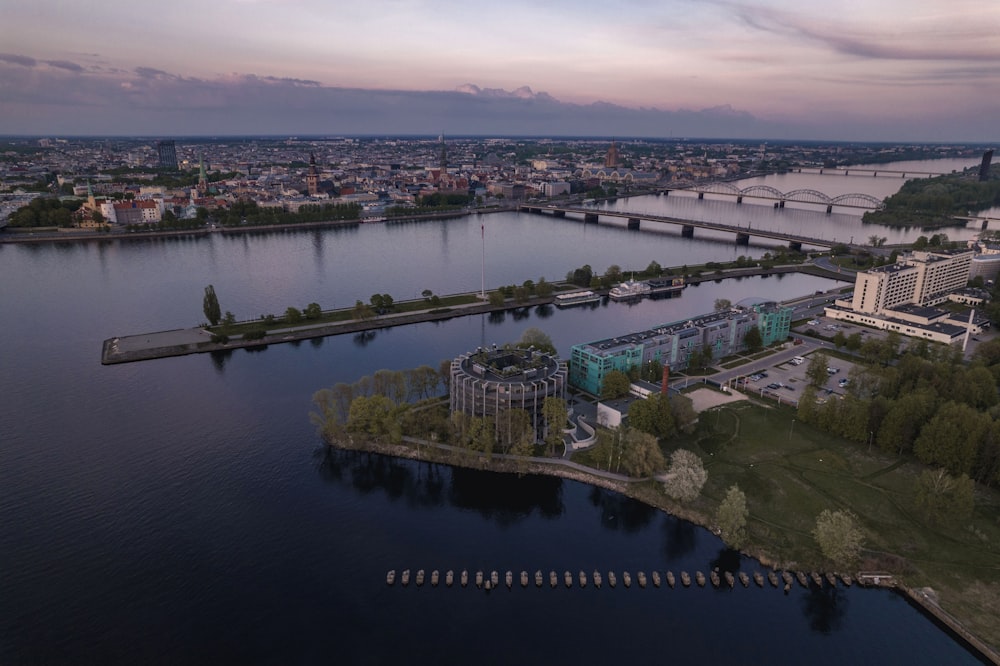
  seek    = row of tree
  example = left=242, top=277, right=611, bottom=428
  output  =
left=7, top=196, right=83, bottom=228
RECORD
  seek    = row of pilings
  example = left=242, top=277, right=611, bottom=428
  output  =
left=386, top=568, right=864, bottom=592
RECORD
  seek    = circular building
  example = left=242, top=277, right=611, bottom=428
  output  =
left=450, top=346, right=567, bottom=439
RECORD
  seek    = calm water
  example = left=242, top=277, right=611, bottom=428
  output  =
left=0, top=161, right=989, bottom=664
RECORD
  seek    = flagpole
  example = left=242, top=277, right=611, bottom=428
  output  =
left=481, top=223, right=485, bottom=299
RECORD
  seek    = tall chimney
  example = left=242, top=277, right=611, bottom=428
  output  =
left=661, top=364, right=670, bottom=395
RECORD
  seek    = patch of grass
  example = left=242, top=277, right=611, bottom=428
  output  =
left=668, top=402, right=1000, bottom=651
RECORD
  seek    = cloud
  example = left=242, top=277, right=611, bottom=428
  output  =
left=0, top=53, right=37, bottom=67
left=45, top=60, right=84, bottom=73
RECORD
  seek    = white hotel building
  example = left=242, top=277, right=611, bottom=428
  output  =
left=825, top=249, right=986, bottom=344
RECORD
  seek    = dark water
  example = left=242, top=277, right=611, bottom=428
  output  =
left=0, top=171, right=989, bottom=664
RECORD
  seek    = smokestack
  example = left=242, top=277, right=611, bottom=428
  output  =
left=661, top=364, right=670, bottom=395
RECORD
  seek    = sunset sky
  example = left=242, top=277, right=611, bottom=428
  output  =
left=2, top=0, right=998, bottom=140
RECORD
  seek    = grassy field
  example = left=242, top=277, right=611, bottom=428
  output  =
left=664, top=400, right=1000, bottom=651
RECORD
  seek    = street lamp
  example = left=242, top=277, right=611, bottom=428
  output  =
left=788, top=418, right=796, bottom=442
left=868, top=430, right=874, bottom=453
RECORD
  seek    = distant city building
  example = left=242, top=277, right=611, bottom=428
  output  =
left=450, top=346, right=567, bottom=439
left=569, top=301, right=792, bottom=395
left=604, top=141, right=620, bottom=168
left=156, top=140, right=178, bottom=170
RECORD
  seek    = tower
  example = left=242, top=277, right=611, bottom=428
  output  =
left=306, top=152, right=319, bottom=196
left=197, top=157, right=208, bottom=195
left=604, top=140, right=619, bottom=168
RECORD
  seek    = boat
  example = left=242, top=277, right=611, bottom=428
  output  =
left=491, top=571, right=499, bottom=588
left=554, top=290, right=601, bottom=308
left=564, top=571, right=573, bottom=588
left=461, top=570, right=468, bottom=587
left=446, top=570, right=454, bottom=587
left=401, top=569, right=410, bottom=586
left=768, top=571, right=779, bottom=587
left=593, top=571, right=602, bottom=588
left=796, top=571, right=809, bottom=587
left=431, top=570, right=439, bottom=587
left=782, top=571, right=794, bottom=587
left=826, top=572, right=838, bottom=587
left=725, top=572, right=735, bottom=588
left=476, top=571, right=483, bottom=588
left=811, top=572, right=824, bottom=587
left=695, top=572, right=706, bottom=587
left=647, top=276, right=686, bottom=296
left=550, top=571, right=558, bottom=588
left=608, top=572, right=617, bottom=588
left=623, top=572, right=632, bottom=588
left=754, top=572, right=765, bottom=587
left=520, top=571, right=528, bottom=588
left=506, top=571, right=512, bottom=589
left=416, top=569, right=425, bottom=586
left=579, top=570, right=587, bottom=588
left=710, top=571, right=720, bottom=588
left=680, top=572, right=691, bottom=587
left=608, top=278, right=651, bottom=302
left=739, top=572, right=750, bottom=587
left=386, top=570, right=396, bottom=586
left=637, top=572, right=647, bottom=588
left=666, top=571, right=676, bottom=588
left=651, top=571, right=661, bottom=588
left=535, top=570, right=543, bottom=587
left=841, top=574, right=854, bottom=587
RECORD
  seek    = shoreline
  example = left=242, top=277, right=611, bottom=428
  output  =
left=100, top=263, right=849, bottom=365
left=329, top=434, right=1000, bottom=665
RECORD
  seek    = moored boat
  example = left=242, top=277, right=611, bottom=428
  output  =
left=535, top=570, right=543, bottom=587
left=416, top=569, right=425, bottom=586
left=710, top=571, right=720, bottom=588
left=564, top=571, right=573, bottom=588
left=593, top=571, right=602, bottom=588
left=476, top=571, right=483, bottom=589
left=431, top=570, right=439, bottom=587
left=521, top=571, right=528, bottom=587
left=695, top=572, right=706, bottom=587
left=550, top=571, right=558, bottom=588
left=754, top=572, right=765, bottom=587
left=652, top=571, right=661, bottom=588
left=579, top=570, right=587, bottom=588
left=401, top=569, right=410, bottom=586
left=506, top=571, right=512, bottom=589
left=446, top=570, right=454, bottom=587
left=554, top=290, right=601, bottom=307
left=637, top=572, right=647, bottom=588
left=461, top=570, right=468, bottom=587
left=623, top=572, right=632, bottom=588
left=739, top=572, right=750, bottom=587
left=609, top=278, right=651, bottom=302
left=608, top=572, right=617, bottom=588
left=667, top=571, right=676, bottom=588
left=681, top=572, right=691, bottom=587
left=725, top=572, right=735, bottom=588
left=386, top=570, right=396, bottom=586
left=768, top=571, right=779, bottom=587
left=826, top=572, right=838, bottom=587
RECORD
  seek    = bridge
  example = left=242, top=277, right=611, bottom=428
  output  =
left=792, top=167, right=950, bottom=179
left=675, top=183, right=885, bottom=213
left=519, top=205, right=844, bottom=251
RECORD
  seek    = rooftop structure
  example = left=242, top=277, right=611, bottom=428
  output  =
left=449, top=346, right=567, bottom=440
left=569, top=302, right=791, bottom=396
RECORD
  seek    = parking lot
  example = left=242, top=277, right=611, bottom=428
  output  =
left=740, top=351, right=860, bottom=405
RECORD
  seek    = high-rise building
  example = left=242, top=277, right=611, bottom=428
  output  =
left=849, top=249, right=974, bottom=315
left=979, top=149, right=994, bottom=182
left=156, top=140, right=177, bottom=170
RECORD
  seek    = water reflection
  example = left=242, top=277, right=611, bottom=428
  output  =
left=534, top=304, right=553, bottom=319
left=709, top=547, right=743, bottom=574
left=316, top=448, right=566, bottom=524
left=353, top=331, right=378, bottom=347
left=661, top=519, right=698, bottom=559
left=210, top=348, right=233, bottom=373
left=587, top=486, right=656, bottom=532
left=801, top=586, right=848, bottom=635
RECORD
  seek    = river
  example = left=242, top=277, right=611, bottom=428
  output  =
left=0, top=158, right=990, bottom=664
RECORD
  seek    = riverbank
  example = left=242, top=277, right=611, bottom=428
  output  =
left=324, top=429, right=999, bottom=665
left=0, top=209, right=476, bottom=245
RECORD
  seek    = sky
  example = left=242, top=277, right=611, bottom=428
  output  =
left=1, top=0, right=999, bottom=141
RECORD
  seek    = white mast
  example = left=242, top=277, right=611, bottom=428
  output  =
left=481, top=223, right=486, bottom=299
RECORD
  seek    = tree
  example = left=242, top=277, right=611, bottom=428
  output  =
left=347, top=394, right=400, bottom=443
left=662, top=449, right=708, bottom=502
left=914, top=469, right=975, bottom=526
left=713, top=298, right=732, bottom=312
left=601, top=370, right=631, bottom=400
left=832, top=330, right=847, bottom=349
left=645, top=260, right=662, bottom=276
left=517, top=327, right=557, bottom=355
left=628, top=393, right=676, bottom=439
left=421, top=289, right=433, bottom=301
left=488, top=290, right=506, bottom=306
left=914, top=401, right=988, bottom=476
left=542, top=397, right=567, bottom=456
left=285, top=306, right=303, bottom=324
left=304, top=302, right=322, bottom=320
left=813, top=509, right=864, bottom=570
left=620, top=429, right=666, bottom=477
left=353, top=300, right=375, bottom=321
left=743, top=327, right=763, bottom=353
left=203, top=285, right=221, bottom=326
left=716, top=485, right=749, bottom=549
left=535, top=278, right=554, bottom=298
left=806, top=352, right=829, bottom=388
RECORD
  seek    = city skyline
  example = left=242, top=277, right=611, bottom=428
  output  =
left=2, top=0, right=999, bottom=141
